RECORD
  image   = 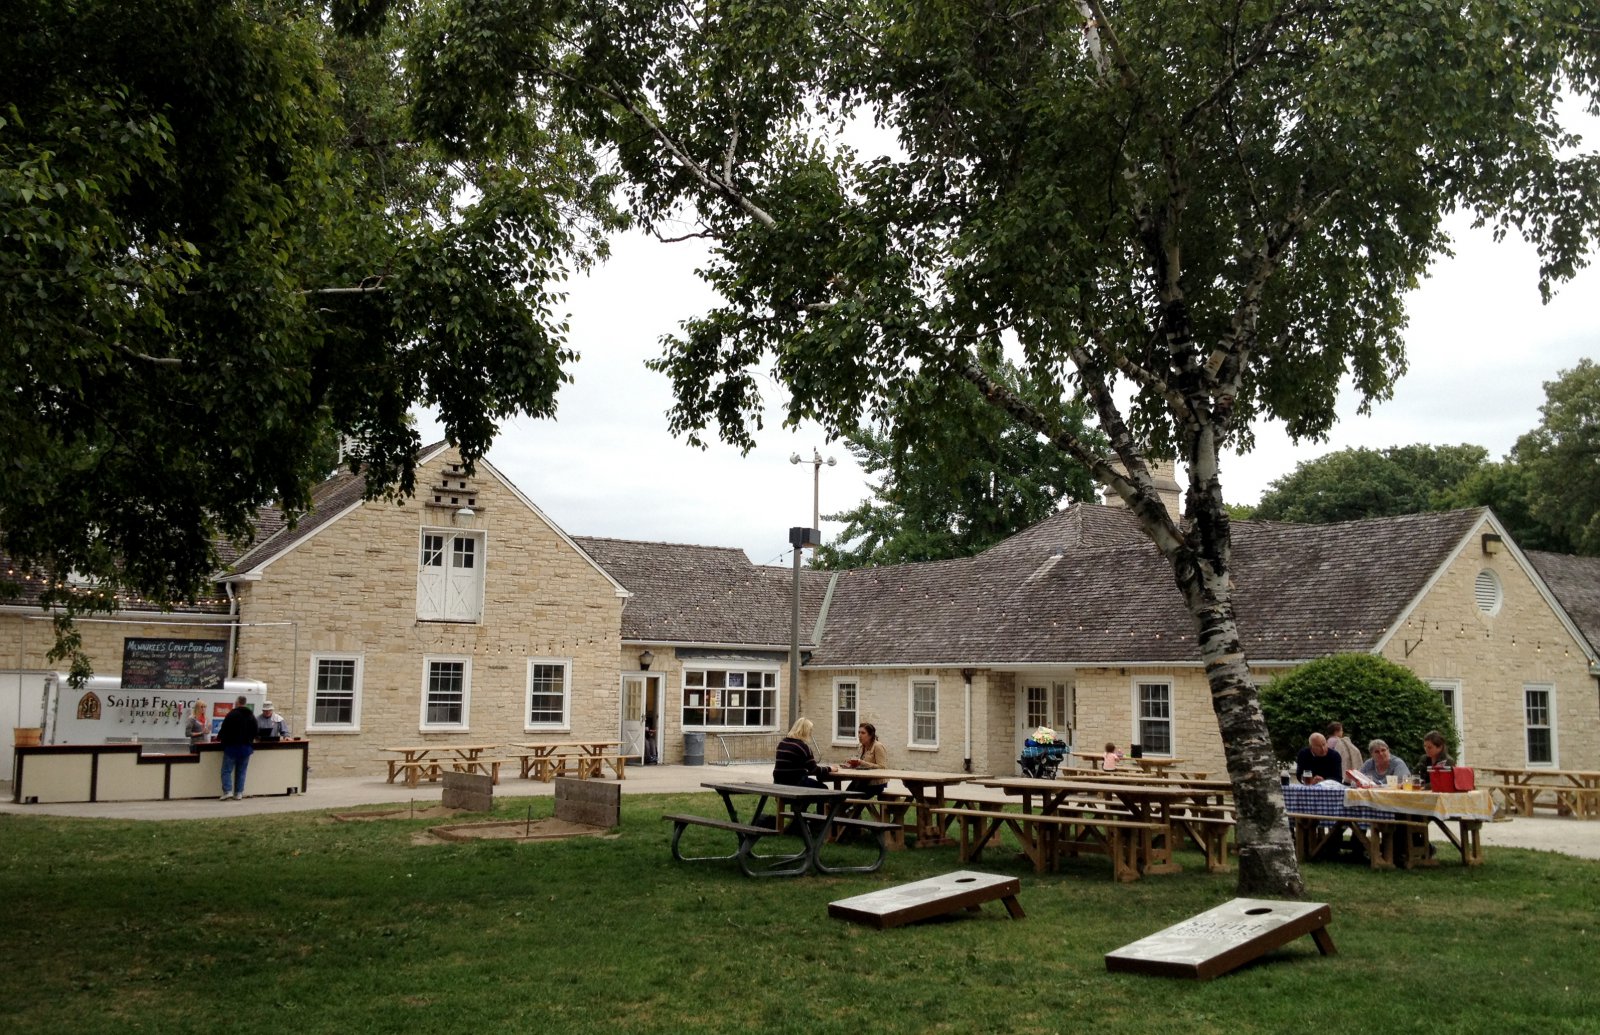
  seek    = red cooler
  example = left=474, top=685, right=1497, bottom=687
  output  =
left=1429, top=767, right=1455, bottom=792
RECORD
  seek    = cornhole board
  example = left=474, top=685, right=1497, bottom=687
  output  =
left=828, top=870, right=1024, bottom=929
left=1106, top=898, right=1335, bottom=980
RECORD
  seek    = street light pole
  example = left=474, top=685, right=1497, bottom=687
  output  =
left=790, top=448, right=835, bottom=542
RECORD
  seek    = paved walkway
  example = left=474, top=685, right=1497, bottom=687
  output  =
left=3, top=766, right=1596, bottom=860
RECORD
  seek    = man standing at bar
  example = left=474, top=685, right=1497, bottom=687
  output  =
left=217, top=696, right=257, bottom=800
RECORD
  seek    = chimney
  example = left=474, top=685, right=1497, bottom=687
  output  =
left=1102, top=459, right=1183, bottom=516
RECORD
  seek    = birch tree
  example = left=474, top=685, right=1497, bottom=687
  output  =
left=414, top=0, right=1600, bottom=895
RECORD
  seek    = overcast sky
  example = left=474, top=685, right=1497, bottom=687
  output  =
left=416, top=211, right=1600, bottom=568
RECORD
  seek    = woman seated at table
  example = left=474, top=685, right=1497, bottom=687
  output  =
left=842, top=722, right=889, bottom=799
left=1414, top=730, right=1454, bottom=778
left=774, top=718, right=835, bottom=790
left=1357, top=739, right=1411, bottom=786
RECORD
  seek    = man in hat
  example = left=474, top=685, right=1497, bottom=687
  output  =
left=256, top=701, right=290, bottom=740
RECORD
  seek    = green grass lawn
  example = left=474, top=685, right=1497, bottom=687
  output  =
left=2, top=793, right=1595, bottom=1034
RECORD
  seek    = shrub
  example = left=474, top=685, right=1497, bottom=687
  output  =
left=1258, top=654, right=1457, bottom=766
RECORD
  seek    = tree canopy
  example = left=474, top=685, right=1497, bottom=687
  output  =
left=1, top=0, right=622, bottom=668
left=814, top=363, right=1106, bottom=569
left=409, top=0, right=1600, bottom=896
left=1506, top=358, right=1600, bottom=554
left=1253, top=444, right=1490, bottom=523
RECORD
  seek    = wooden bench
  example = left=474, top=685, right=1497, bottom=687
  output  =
left=1287, top=812, right=1428, bottom=871
left=519, top=752, right=628, bottom=782
left=836, top=797, right=915, bottom=850
left=664, top=814, right=781, bottom=871
left=931, top=806, right=1164, bottom=881
left=379, top=758, right=441, bottom=786
left=572, top=753, right=627, bottom=780
left=1167, top=807, right=1237, bottom=872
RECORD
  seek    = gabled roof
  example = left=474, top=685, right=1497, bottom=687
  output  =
left=222, top=444, right=627, bottom=598
left=225, top=467, right=372, bottom=574
left=1525, top=550, right=1600, bottom=656
left=805, top=504, right=1486, bottom=667
left=574, top=536, right=832, bottom=647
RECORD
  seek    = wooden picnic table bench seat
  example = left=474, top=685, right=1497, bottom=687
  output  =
left=379, top=758, right=442, bottom=784
left=932, top=806, right=1164, bottom=881
left=573, top=753, right=627, bottom=780
left=1287, top=811, right=1428, bottom=870
left=838, top=797, right=915, bottom=849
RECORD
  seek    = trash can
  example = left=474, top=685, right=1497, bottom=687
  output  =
left=683, top=731, right=705, bottom=766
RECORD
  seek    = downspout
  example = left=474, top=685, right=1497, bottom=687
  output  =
left=962, top=668, right=975, bottom=774
left=224, top=582, right=239, bottom=677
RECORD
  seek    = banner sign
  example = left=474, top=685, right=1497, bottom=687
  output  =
left=120, top=638, right=229, bottom=690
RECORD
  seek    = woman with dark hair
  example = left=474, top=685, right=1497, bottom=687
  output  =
left=1415, top=730, right=1454, bottom=778
left=843, top=722, right=889, bottom=799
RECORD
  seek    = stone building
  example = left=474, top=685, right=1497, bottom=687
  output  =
left=4, top=444, right=1597, bottom=783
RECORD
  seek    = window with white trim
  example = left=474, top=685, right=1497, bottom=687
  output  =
left=681, top=667, right=777, bottom=729
left=526, top=658, right=571, bottom=730
left=1427, top=678, right=1465, bottom=761
left=422, top=656, right=471, bottom=729
left=1136, top=680, right=1173, bottom=755
left=833, top=679, right=859, bottom=742
left=417, top=530, right=485, bottom=622
left=1524, top=684, right=1554, bottom=766
left=909, top=679, right=938, bottom=748
left=308, top=654, right=362, bottom=730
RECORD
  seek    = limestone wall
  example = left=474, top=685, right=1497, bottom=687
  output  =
left=232, top=448, right=624, bottom=773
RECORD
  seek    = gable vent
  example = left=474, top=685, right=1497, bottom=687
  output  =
left=1474, top=570, right=1503, bottom=616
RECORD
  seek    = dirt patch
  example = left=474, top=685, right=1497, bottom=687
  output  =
left=424, top=817, right=615, bottom=843
left=329, top=806, right=469, bottom=823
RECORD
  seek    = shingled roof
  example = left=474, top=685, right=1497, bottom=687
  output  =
left=805, top=505, right=1485, bottom=667
left=1526, top=550, right=1600, bottom=656
left=574, top=536, right=832, bottom=647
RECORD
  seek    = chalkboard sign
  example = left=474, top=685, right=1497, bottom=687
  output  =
left=120, top=638, right=229, bottom=690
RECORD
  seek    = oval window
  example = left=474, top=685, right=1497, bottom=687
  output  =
left=1474, top=569, right=1503, bottom=616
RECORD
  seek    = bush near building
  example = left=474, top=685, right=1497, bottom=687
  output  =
left=1259, top=654, right=1457, bottom=765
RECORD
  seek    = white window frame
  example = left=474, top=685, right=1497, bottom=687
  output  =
left=679, top=666, right=779, bottom=731
left=1133, top=679, right=1174, bottom=757
left=306, top=653, right=364, bottom=732
left=908, top=678, right=939, bottom=750
left=421, top=655, right=472, bottom=731
left=832, top=678, right=859, bottom=745
left=416, top=528, right=486, bottom=623
left=1523, top=682, right=1557, bottom=767
left=1427, top=678, right=1465, bottom=761
left=524, top=657, right=572, bottom=731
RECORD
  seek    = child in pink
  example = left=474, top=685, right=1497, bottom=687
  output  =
left=1101, top=742, right=1123, bottom=771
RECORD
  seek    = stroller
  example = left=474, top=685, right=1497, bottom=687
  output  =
left=1018, top=738, right=1066, bottom=779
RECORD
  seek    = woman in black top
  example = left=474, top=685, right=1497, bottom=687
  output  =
left=773, top=717, right=834, bottom=789
left=1415, top=729, right=1454, bottom=777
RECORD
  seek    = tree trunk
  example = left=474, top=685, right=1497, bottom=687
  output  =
left=1173, top=519, right=1305, bottom=897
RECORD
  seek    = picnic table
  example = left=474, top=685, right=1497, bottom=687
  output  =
left=976, top=776, right=1230, bottom=877
left=1284, top=783, right=1490, bottom=868
left=664, top=781, right=888, bottom=877
left=510, top=740, right=626, bottom=781
left=821, top=768, right=983, bottom=848
left=380, top=743, right=502, bottom=788
left=1476, top=766, right=1600, bottom=819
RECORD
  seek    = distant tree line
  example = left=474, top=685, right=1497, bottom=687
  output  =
left=1239, top=360, right=1599, bottom=556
